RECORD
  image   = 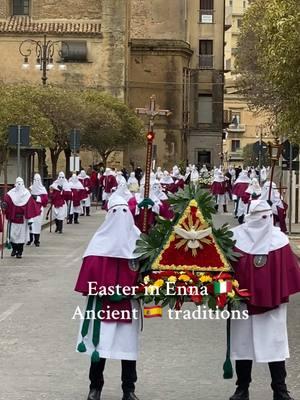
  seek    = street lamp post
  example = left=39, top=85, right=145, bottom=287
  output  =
left=19, top=34, right=67, bottom=86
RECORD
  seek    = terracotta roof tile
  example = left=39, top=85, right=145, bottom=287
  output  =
left=0, top=16, right=102, bottom=37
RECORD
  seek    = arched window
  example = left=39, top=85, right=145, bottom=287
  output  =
left=12, top=0, right=29, bottom=16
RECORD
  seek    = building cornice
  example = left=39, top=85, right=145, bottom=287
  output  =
left=129, top=38, right=193, bottom=57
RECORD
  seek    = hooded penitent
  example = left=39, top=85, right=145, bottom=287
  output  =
left=230, top=199, right=300, bottom=363
left=232, top=170, right=250, bottom=197
left=8, top=177, right=31, bottom=207
left=78, top=170, right=88, bottom=179
left=31, top=174, right=47, bottom=196
left=75, top=195, right=141, bottom=361
left=4, top=178, right=40, bottom=246
left=231, top=199, right=300, bottom=315
left=83, top=195, right=141, bottom=260
left=211, top=171, right=226, bottom=196
left=51, top=171, right=71, bottom=191
left=127, top=172, right=139, bottom=193
left=69, top=174, right=85, bottom=190
left=160, top=171, right=174, bottom=185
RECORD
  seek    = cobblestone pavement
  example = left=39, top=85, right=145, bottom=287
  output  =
left=0, top=207, right=299, bottom=400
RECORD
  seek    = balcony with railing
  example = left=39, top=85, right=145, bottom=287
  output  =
left=199, top=54, right=214, bottom=70
left=199, top=9, right=214, bottom=24
left=227, top=123, right=246, bottom=133
left=228, top=149, right=243, bottom=160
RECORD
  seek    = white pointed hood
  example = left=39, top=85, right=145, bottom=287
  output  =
left=83, top=195, right=141, bottom=259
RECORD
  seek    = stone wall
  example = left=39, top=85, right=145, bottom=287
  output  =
left=32, top=0, right=102, bottom=20
left=0, top=1, right=8, bottom=18
left=130, top=0, right=185, bottom=40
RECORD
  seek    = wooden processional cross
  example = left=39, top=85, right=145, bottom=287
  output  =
left=136, top=95, right=172, bottom=233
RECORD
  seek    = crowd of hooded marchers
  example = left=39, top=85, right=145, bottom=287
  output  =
left=0, top=163, right=299, bottom=400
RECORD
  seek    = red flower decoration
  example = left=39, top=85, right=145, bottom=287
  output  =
left=190, top=294, right=203, bottom=304
left=216, top=293, right=227, bottom=309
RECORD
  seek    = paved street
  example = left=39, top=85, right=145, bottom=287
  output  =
left=0, top=207, right=300, bottom=400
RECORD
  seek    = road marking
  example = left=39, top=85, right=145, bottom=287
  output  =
left=0, top=303, right=23, bottom=322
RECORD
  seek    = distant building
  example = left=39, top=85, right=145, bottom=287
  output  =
left=223, top=0, right=270, bottom=166
left=0, top=0, right=227, bottom=185
left=0, top=0, right=130, bottom=184
left=128, top=0, right=226, bottom=169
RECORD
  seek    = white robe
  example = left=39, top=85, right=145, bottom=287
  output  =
left=231, top=303, right=289, bottom=363
left=81, top=193, right=91, bottom=207
left=10, top=221, right=30, bottom=244
left=76, top=298, right=140, bottom=361
left=31, top=207, right=44, bottom=234
left=52, top=203, right=67, bottom=221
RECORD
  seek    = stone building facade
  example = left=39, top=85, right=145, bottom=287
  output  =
left=0, top=0, right=129, bottom=97
left=0, top=0, right=226, bottom=181
left=128, top=0, right=226, bottom=169
left=0, top=0, right=130, bottom=184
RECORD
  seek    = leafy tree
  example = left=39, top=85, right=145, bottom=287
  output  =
left=0, top=85, right=53, bottom=185
left=243, top=143, right=270, bottom=167
left=29, top=86, right=84, bottom=177
left=236, top=0, right=300, bottom=143
left=80, top=90, right=144, bottom=167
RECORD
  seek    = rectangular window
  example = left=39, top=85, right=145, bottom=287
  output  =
left=198, top=94, right=213, bottom=124
left=199, top=40, right=213, bottom=69
left=200, top=0, right=214, bottom=23
left=231, top=111, right=241, bottom=125
left=237, top=18, right=243, bottom=29
left=61, top=41, right=88, bottom=63
left=197, top=150, right=211, bottom=166
left=13, top=0, right=29, bottom=15
left=229, top=0, right=233, bottom=6
left=231, top=140, right=241, bottom=152
left=243, top=1, right=246, bottom=8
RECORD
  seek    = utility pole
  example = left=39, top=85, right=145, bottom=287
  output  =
left=136, top=95, right=172, bottom=233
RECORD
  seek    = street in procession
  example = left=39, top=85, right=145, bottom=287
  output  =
left=0, top=1, right=300, bottom=400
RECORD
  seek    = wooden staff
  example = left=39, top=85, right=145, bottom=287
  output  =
left=0, top=210, right=4, bottom=259
left=142, top=132, right=155, bottom=233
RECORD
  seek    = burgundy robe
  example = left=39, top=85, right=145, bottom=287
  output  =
left=232, top=245, right=300, bottom=315
left=211, top=181, right=226, bottom=195
left=75, top=256, right=139, bottom=322
left=4, top=194, right=40, bottom=223
left=78, top=177, right=92, bottom=195
left=99, top=175, right=118, bottom=194
left=232, top=182, right=249, bottom=197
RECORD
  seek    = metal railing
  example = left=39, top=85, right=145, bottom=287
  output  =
left=199, top=54, right=214, bottom=69
left=228, top=123, right=246, bottom=132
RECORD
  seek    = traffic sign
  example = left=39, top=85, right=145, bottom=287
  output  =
left=253, top=140, right=268, bottom=155
left=282, top=160, right=300, bottom=171
left=281, top=140, right=299, bottom=161
left=8, top=125, right=30, bottom=146
left=69, top=129, right=80, bottom=151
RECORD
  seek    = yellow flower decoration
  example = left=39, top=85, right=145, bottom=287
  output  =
left=145, top=285, right=157, bottom=295
left=153, top=279, right=164, bottom=288
left=200, top=275, right=213, bottom=283
left=232, top=280, right=239, bottom=288
left=227, top=290, right=236, bottom=299
left=168, top=276, right=177, bottom=283
left=178, top=274, right=190, bottom=282
left=144, top=275, right=150, bottom=284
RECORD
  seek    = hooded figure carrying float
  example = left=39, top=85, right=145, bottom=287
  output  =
left=229, top=200, right=300, bottom=400
left=75, top=195, right=141, bottom=400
